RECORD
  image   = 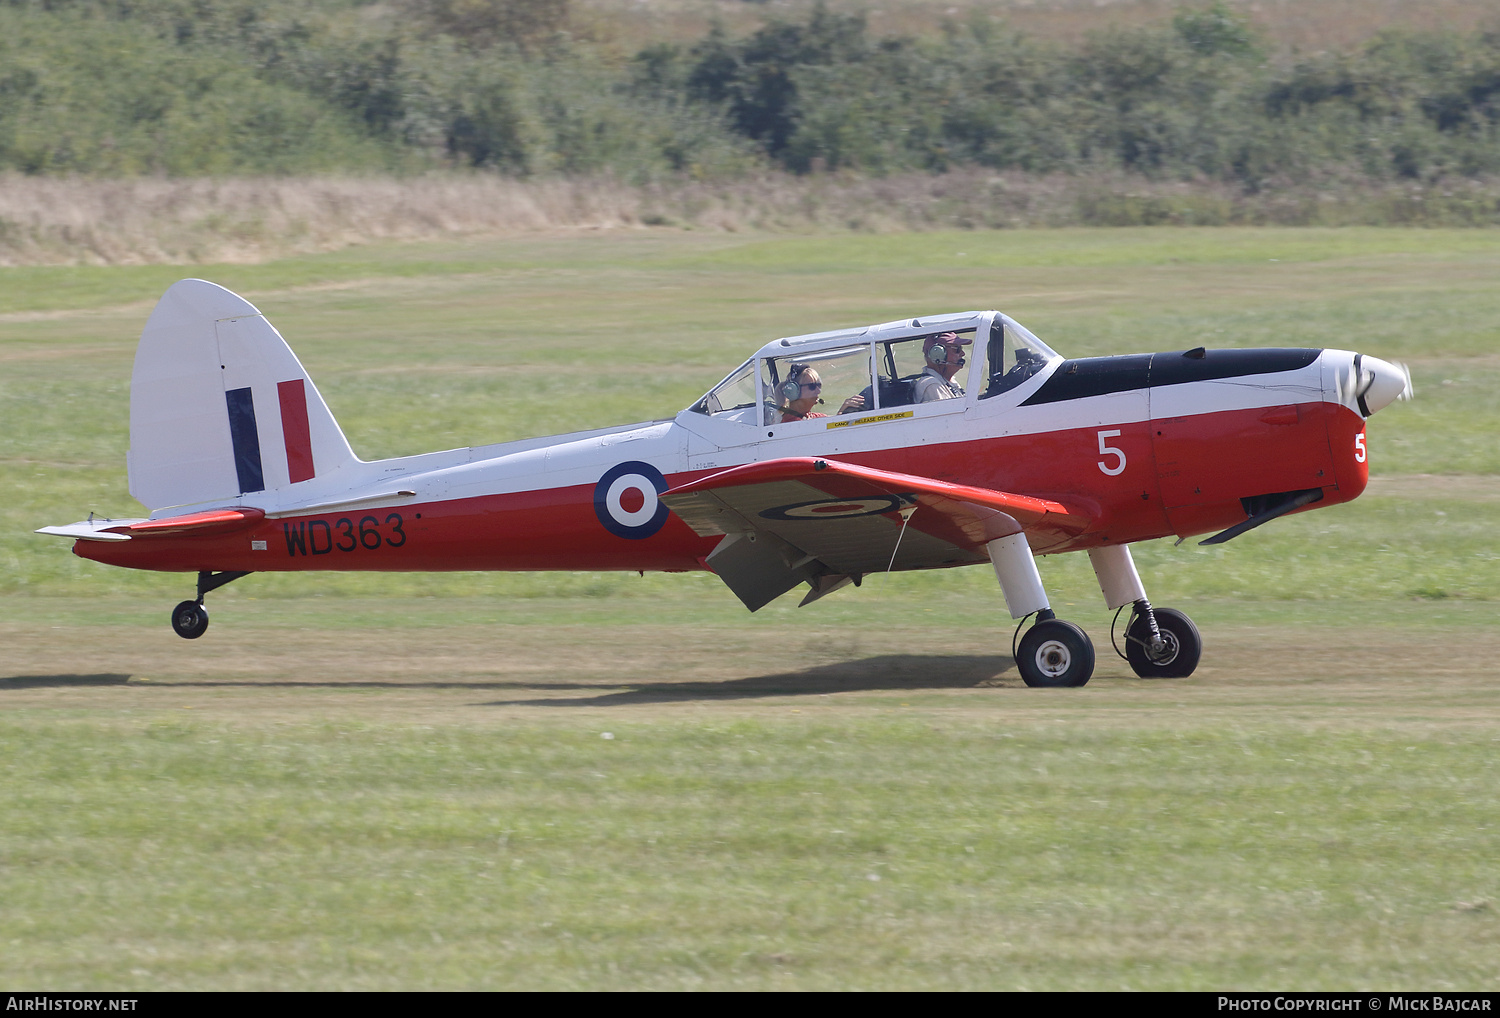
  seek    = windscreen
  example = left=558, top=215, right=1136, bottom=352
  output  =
left=691, top=359, right=760, bottom=423
left=982, top=316, right=1060, bottom=399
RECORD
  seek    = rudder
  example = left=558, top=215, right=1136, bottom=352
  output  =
left=128, top=279, right=358, bottom=512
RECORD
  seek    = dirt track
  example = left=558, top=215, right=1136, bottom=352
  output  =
left=6, top=608, right=1498, bottom=729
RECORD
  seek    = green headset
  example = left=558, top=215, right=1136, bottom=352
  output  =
left=780, top=363, right=812, bottom=402
left=926, top=338, right=964, bottom=368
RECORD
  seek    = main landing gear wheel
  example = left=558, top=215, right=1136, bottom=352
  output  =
left=171, top=600, right=209, bottom=640
left=1017, top=619, right=1095, bottom=688
left=1125, top=607, right=1201, bottom=679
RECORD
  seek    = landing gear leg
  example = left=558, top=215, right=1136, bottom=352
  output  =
left=1088, top=545, right=1202, bottom=679
left=988, top=533, right=1095, bottom=688
left=169, top=570, right=251, bottom=640
left=1123, top=605, right=1201, bottom=679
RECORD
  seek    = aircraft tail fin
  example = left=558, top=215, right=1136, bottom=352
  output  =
left=128, top=279, right=359, bottom=513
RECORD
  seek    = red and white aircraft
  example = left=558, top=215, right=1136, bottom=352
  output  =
left=39, top=279, right=1412, bottom=687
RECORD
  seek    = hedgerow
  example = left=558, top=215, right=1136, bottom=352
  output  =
left=1, top=0, right=1498, bottom=187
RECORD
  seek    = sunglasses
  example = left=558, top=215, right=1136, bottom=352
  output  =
left=800, top=381, right=823, bottom=391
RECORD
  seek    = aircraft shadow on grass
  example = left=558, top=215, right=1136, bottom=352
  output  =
left=1, top=674, right=132, bottom=688
left=496, top=653, right=1018, bottom=707
left=0, top=655, right=1015, bottom=703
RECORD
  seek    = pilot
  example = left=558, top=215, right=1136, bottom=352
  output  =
left=779, top=364, right=866, bottom=421
left=912, top=332, right=971, bottom=402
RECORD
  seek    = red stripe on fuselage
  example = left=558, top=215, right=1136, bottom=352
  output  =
left=73, top=403, right=1365, bottom=574
left=278, top=379, right=315, bottom=484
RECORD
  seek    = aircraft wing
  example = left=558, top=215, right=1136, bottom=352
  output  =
left=661, top=457, right=1088, bottom=610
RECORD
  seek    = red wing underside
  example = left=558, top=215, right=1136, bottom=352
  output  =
left=661, top=457, right=1090, bottom=611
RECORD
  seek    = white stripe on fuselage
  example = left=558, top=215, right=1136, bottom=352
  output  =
left=160, top=353, right=1334, bottom=515
left=390, top=354, right=1331, bottom=504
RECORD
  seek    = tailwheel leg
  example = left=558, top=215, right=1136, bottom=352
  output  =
left=168, top=570, right=251, bottom=640
left=987, top=533, right=1095, bottom=688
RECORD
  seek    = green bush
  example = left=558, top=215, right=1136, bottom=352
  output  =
left=0, top=5, right=396, bottom=174
left=3, top=0, right=1498, bottom=187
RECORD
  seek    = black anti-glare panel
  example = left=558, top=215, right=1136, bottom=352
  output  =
left=1151, top=348, right=1320, bottom=387
left=1020, top=348, right=1321, bottom=407
left=1019, top=354, right=1152, bottom=406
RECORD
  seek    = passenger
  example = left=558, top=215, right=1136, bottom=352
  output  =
left=912, top=332, right=971, bottom=402
left=779, top=363, right=866, bottom=421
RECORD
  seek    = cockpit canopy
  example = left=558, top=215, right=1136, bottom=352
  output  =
left=689, top=311, right=1061, bottom=426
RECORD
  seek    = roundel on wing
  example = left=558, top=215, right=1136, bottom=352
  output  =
left=594, top=461, right=671, bottom=539
left=760, top=496, right=906, bottom=521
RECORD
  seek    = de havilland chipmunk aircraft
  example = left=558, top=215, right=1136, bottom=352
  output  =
left=39, top=279, right=1412, bottom=687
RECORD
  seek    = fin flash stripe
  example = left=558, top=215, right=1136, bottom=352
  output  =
left=278, top=379, right=315, bottom=483
left=224, top=387, right=265, bottom=494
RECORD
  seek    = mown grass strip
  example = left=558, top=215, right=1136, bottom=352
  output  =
left=1, top=718, right=1496, bottom=989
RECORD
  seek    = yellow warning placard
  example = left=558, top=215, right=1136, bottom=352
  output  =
left=826, top=410, right=914, bottom=429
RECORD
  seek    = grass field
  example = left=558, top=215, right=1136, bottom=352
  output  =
left=3, top=227, right=1498, bottom=988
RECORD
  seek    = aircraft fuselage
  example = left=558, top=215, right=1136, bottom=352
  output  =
left=75, top=347, right=1369, bottom=575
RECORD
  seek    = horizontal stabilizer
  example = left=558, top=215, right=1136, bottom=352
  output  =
left=35, top=520, right=143, bottom=542
left=38, top=508, right=266, bottom=543
left=125, top=508, right=265, bottom=535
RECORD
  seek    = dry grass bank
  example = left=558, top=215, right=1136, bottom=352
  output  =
left=0, top=175, right=652, bottom=266
left=5, top=170, right=1500, bottom=267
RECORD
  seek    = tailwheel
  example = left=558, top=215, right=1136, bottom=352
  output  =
left=170, top=600, right=209, bottom=640
left=1016, top=618, right=1095, bottom=688
left=1124, top=606, right=1201, bottom=679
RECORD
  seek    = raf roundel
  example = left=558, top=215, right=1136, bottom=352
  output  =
left=760, top=495, right=908, bottom=521
left=594, top=461, right=671, bottom=539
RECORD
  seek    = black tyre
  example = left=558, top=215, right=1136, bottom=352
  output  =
left=170, top=600, right=209, bottom=640
left=1124, top=607, right=1201, bottom=679
left=1016, top=619, right=1095, bottom=688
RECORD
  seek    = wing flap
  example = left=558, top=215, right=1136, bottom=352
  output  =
left=705, top=530, right=824, bottom=612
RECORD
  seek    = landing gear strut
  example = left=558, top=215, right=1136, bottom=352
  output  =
left=1122, top=603, right=1202, bottom=678
left=169, top=570, right=251, bottom=640
left=1089, top=545, right=1202, bottom=679
left=988, top=538, right=1203, bottom=688
left=987, top=534, right=1096, bottom=688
